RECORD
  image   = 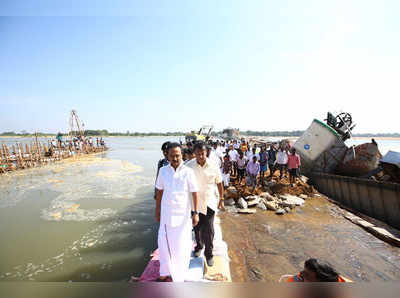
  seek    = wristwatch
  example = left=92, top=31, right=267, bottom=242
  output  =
left=192, top=211, right=199, bottom=215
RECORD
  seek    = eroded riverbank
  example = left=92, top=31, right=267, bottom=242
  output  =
left=220, top=194, right=400, bottom=282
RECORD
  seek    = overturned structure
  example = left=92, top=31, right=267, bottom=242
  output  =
left=294, top=112, right=400, bottom=229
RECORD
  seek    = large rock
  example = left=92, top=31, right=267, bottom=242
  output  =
left=226, top=186, right=239, bottom=199
left=279, top=194, right=305, bottom=208
left=260, top=192, right=276, bottom=202
left=245, top=195, right=258, bottom=201
left=275, top=208, right=285, bottom=215
left=257, top=202, right=267, bottom=210
left=238, top=208, right=256, bottom=214
left=238, top=197, right=248, bottom=209
left=247, top=197, right=261, bottom=207
left=299, top=194, right=308, bottom=200
left=284, top=207, right=291, bottom=213
left=265, top=201, right=278, bottom=211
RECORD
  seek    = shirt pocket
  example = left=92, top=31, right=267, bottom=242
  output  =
left=204, top=171, right=216, bottom=184
left=173, top=176, right=188, bottom=192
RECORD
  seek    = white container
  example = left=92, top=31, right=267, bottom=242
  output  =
left=294, top=119, right=340, bottom=175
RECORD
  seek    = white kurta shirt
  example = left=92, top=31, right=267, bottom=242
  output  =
left=186, top=158, right=222, bottom=215
left=276, top=150, right=288, bottom=164
left=155, top=163, right=198, bottom=227
left=228, top=149, right=239, bottom=162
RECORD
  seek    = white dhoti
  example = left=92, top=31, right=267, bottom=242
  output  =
left=158, top=221, right=192, bottom=282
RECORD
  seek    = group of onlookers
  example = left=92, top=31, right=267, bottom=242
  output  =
left=180, top=139, right=301, bottom=189
left=152, top=140, right=347, bottom=283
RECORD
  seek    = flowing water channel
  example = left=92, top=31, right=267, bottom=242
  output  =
left=0, top=136, right=399, bottom=281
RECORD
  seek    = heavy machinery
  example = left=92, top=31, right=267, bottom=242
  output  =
left=185, top=125, right=214, bottom=143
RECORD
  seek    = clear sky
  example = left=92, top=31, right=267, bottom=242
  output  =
left=1, top=0, right=399, bottom=134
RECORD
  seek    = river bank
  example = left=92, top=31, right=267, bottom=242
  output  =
left=219, top=188, right=400, bottom=282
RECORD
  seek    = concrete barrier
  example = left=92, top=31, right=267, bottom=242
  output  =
left=311, top=173, right=400, bottom=230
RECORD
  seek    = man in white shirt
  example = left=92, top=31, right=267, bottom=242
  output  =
left=247, top=147, right=259, bottom=162
left=228, top=145, right=239, bottom=177
left=233, top=140, right=240, bottom=150
left=276, top=147, right=288, bottom=180
left=155, top=143, right=199, bottom=282
left=186, top=142, right=224, bottom=267
left=209, top=142, right=222, bottom=168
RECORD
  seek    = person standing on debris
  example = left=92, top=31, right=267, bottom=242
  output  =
left=258, top=146, right=268, bottom=186
left=187, top=142, right=224, bottom=267
left=228, top=145, right=239, bottom=177
left=275, top=146, right=288, bottom=180
left=155, top=143, right=199, bottom=282
left=287, top=148, right=301, bottom=187
left=236, top=151, right=248, bottom=185
left=221, top=154, right=232, bottom=188
left=246, top=155, right=260, bottom=192
left=267, top=145, right=277, bottom=178
left=154, top=141, right=171, bottom=199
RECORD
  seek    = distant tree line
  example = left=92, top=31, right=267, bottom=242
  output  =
left=1, top=130, right=399, bottom=138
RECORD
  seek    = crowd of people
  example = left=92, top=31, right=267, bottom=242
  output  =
left=152, top=140, right=347, bottom=283
left=46, top=133, right=106, bottom=156
left=181, top=138, right=302, bottom=190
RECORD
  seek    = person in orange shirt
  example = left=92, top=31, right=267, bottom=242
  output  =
left=286, top=258, right=347, bottom=282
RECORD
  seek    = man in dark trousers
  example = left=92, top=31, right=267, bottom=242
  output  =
left=154, top=141, right=170, bottom=199
left=186, top=142, right=224, bottom=266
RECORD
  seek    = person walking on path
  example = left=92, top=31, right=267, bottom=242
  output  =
left=287, top=148, right=301, bottom=187
left=154, top=143, right=199, bottom=282
left=186, top=142, right=224, bottom=267
left=246, top=155, right=260, bottom=193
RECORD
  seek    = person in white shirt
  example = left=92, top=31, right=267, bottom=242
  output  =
left=186, top=142, right=224, bottom=267
left=228, top=145, right=239, bottom=177
left=236, top=151, right=248, bottom=185
left=210, top=142, right=223, bottom=168
left=247, top=147, right=259, bottom=162
left=233, top=140, right=240, bottom=150
left=155, top=143, right=199, bottom=282
left=276, top=146, right=288, bottom=180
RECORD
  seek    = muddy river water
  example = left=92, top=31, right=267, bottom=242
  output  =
left=0, top=136, right=399, bottom=281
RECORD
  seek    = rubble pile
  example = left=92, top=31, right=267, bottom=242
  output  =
left=224, top=174, right=319, bottom=216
